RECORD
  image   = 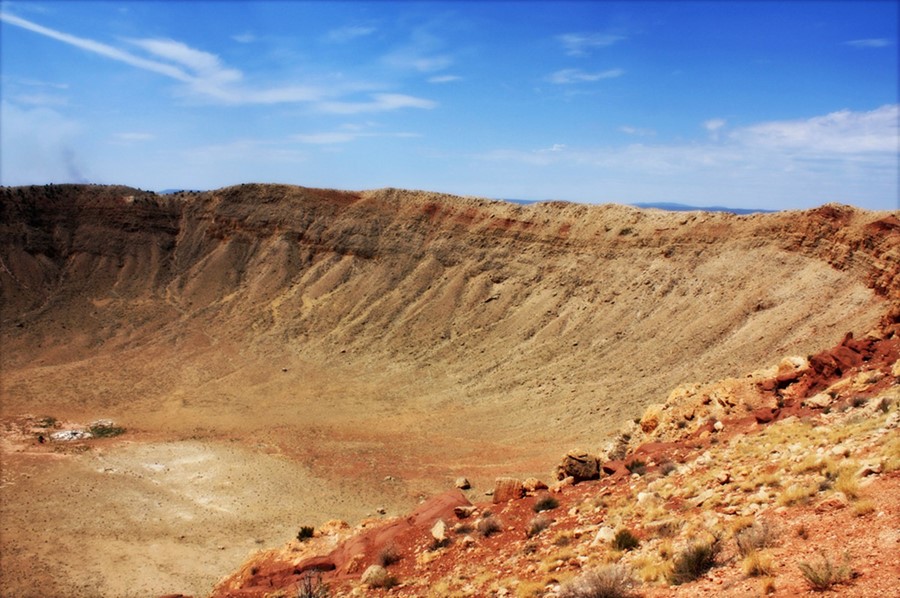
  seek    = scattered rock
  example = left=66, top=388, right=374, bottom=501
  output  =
left=591, top=526, right=616, bottom=546
left=815, top=492, right=850, bottom=513
left=713, top=420, right=725, bottom=432
left=492, top=477, right=525, bottom=503
left=431, top=519, right=447, bottom=542
left=523, top=477, right=548, bottom=493
left=556, top=449, right=600, bottom=482
left=805, top=392, right=834, bottom=409
left=454, top=477, right=471, bottom=490
left=454, top=505, right=477, bottom=519
left=361, top=565, right=389, bottom=586
left=550, top=476, right=575, bottom=493
left=716, top=471, right=732, bottom=485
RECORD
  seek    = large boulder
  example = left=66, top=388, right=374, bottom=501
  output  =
left=556, top=449, right=600, bottom=482
left=492, top=477, right=525, bottom=503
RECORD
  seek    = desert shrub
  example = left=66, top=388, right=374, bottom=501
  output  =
left=612, top=529, right=640, bottom=551
left=668, top=538, right=720, bottom=585
left=527, top=515, right=552, bottom=538
left=455, top=522, right=474, bottom=534
left=89, top=423, right=125, bottom=438
left=797, top=551, right=852, bottom=591
left=850, top=396, right=868, bottom=408
left=37, top=416, right=57, bottom=428
left=297, top=526, right=315, bottom=542
left=852, top=499, right=875, bottom=517
left=735, top=520, right=778, bottom=557
left=559, top=565, right=636, bottom=598
left=296, top=571, right=329, bottom=598
left=369, top=574, right=399, bottom=589
left=377, top=544, right=400, bottom=567
left=477, top=515, right=502, bottom=537
left=625, top=460, right=647, bottom=476
left=742, top=550, right=775, bottom=577
left=659, top=461, right=678, bottom=476
left=533, top=494, right=559, bottom=513
left=428, top=537, right=450, bottom=551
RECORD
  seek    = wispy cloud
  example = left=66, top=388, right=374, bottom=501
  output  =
left=557, top=32, right=625, bottom=56
left=0, top=11, right=433, bottom=111
left=112, top=132, right=156, bottom=143
left=318, top=93, right=437, bottom=114
left=292, top=130, right=419, bottom=145
left=231, top=32, right=255, bottom=44
left=844, top=38, right=892, bottom=48
left=428, top=74, right=462, bottom=84
left=619, top=125, right=656, bottom=137
left=548, top=68, right=624, bottom=84
left=325, top=25, right=376, bottom=43
left=703, top=118, right=726, bottom=140
left=382, top=27, right=453, bottom=73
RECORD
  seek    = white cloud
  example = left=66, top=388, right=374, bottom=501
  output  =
left=548, top=68, right=624, bottom=84
left=844, top=38, right=892, bottom=48
left=557, top=32, right=625, bottom=56
left=478, top=105, right=899, bottom=208
left=428, top=74, right=462, bottom=84
left=325, top=25, right=376, bottom=43
left=318, top=93, right=437, bottom=114
left=292, top=130, right=420, bottom=145
left=127, top=37, right=243, bottom=87
left=729, top=105, right=898, bottom=153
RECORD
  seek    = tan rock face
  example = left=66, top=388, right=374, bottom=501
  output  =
left=492, top=478, right=525, bottom=503
left=556, top=450, right=600, bottom=482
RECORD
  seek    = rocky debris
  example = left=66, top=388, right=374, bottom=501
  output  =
left=50, top=429, right=92, bottom=441
left=454, top=476, right=471, bottom=490
left=492, top=477, right=525, bottom=503
left=556, top=449, right=600, bottom=482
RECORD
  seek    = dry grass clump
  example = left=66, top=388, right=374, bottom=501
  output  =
left=734, top=519, right=778, bottom=557
left=797, top=551, right=852, bottom=591
left=526, top=515, right=553, bottom=538
left=611, top=529, right=640, bottom=551
left=377, top=544, right=400, bottom=567
left=777, top=483, right=817, bottom=507
left=533, top=494, right=560, bottom=512
left=742, top=550, right=775, bottom=577
left=559, top=565, right=637, bottom=598
left=851, top=499, right=876, bottom=517
left=833, top=467, right=861, bottom=499
left=477, top=515, right=503, bottom=537
left=668, top=537, right=720, bottom=585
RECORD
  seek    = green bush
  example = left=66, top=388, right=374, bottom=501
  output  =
left=297, top=526, right=315, bottom=542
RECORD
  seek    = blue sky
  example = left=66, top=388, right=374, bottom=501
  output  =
left=1, top=1, right=897, bottom=210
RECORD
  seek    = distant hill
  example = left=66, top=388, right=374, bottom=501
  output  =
left=503, top=198, right=774, bottom=214
left=631, top=201, right=776, bottom=214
